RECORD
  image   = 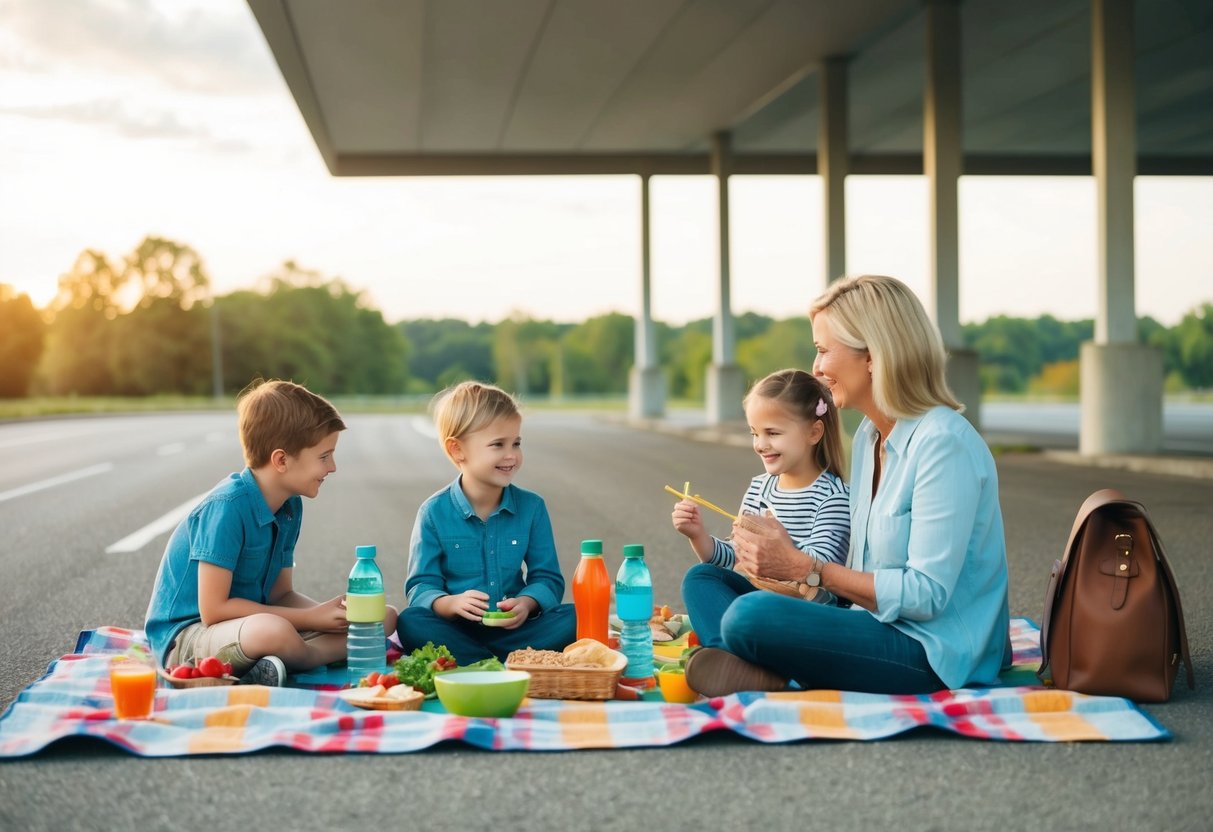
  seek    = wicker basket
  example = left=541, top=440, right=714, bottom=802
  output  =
left=506, top=649, right=627, bottom=700
left=157, top=668, right=237, bottom=689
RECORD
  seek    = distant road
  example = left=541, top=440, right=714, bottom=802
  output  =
left=981, top=401, right=1213, bottom=455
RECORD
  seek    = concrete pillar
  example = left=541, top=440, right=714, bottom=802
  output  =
left=629, top=174, right=666, bottom=419
left=706, top=132, right=745, bottom=424
left=1081, top=0, right=1162, bottom=454
left=924, top=0, right=980, bottom=429
left=820, top=56, right=848, bottom=284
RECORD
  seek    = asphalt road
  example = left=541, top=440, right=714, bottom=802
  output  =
left=1, top=411, right=1210, bottom=831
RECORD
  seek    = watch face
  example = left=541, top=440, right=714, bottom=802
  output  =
left=806, top=571, right=821, bottom=587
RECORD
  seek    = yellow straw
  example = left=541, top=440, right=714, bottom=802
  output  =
left=663, top=485, right=737, bottom=520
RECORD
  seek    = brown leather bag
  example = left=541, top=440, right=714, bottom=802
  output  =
left=1038, top=489, right=1195, bottom=702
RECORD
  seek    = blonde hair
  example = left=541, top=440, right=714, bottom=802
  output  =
left=237, top=379, right=346, bottom=468
left=431, top=381, right=520, bottom=463
left=743, top=368, right=846, bottom=480
left=809, top=275, right=962, bottom=419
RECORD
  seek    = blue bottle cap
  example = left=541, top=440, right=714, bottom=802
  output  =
left=581, top=539, right=603, bottom=555
left=355, top=545, right=377, bottom=559
left=622, top=544, right=645, bottom=558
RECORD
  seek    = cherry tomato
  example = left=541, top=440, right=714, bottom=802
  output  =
left=170, top=665, right=194, bottom=679
left=197, top=656, right=225, bottom=678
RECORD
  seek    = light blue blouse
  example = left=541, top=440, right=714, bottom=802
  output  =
left=849, top=406, right=1010, bottom=688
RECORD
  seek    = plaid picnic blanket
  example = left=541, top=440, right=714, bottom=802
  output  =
left=0, top=618, right=1168, bottom=757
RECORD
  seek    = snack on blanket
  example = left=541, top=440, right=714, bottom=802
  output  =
left=506, top=639, right=626, bottom=700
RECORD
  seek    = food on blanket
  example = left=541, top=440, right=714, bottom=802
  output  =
left=481, top=610, right=517, bottom=627
left=563, top=638, right=615, bottom=667
left=357, top=670, right=400, bottom=689
left=170, top=664, right=198, bottom=679
left=197, top=657, right=225, bottom=678
left=393, top=642, right=457, bottom=695
left=507, top=638, right=622, bottom=670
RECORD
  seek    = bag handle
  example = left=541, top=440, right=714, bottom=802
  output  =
left=1038, top=488, right=1127, bottom=683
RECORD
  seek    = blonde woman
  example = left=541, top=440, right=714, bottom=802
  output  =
left=685, top=275, right=1010, bottom=696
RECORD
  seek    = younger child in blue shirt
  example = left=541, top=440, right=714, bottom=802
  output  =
left=399, top=381, right=576, bottom=664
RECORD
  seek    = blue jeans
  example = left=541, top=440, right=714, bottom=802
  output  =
left=682, top=563, right=945, bottom=694
left=397, top=603, right=577, bottom=665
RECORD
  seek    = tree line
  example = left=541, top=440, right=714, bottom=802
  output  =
left=1, top=236, right=1210, bottom=400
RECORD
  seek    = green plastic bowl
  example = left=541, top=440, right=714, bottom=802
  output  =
left=434, top=670, right=531, bottom=718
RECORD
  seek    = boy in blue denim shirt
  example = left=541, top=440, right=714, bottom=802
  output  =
left=399, top=381, right=575, bottom=664
left=144, top=380, right=397, bottom=686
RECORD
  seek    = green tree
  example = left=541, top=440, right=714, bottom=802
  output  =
left=737, top=317, right=816, bottom=384
left=40, top=250, right=126, bottom=394
left=399, top=319, right=494, bottom=390
left=561, top=313, right=635, bottom=394
left=1171, top=303, right=1213, bottom=388
left=492, top=313, right=561, bottom=394
left=0, top=286, right=46, bottom=397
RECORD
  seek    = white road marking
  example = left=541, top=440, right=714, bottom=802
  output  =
left=409, top=415, right=437, bottom=438
left=0, top=462, right=114, bottom=504
left=105, top=492, right=209, bottom=554
left=0, top=428, right=95, bottom=450
left=156, top=442, right=186, bottom=456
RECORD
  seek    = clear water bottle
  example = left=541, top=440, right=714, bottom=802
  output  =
left=346, top=544, right=386, bottom=679
left=615, top=543, right=653, bottom=681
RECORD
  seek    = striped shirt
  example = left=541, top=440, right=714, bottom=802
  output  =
left=709, top=471, right=851, bottom=573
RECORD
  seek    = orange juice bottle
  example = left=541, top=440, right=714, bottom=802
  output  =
left=109, top=658, right=157, bottom=719
left=572, top=539, right=610, bottom=644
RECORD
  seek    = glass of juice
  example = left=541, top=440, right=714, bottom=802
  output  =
left=109, top=656, right=158, bottom=719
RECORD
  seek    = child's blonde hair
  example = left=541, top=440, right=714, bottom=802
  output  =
left=810, top=274, right=962, bottom=420
left=431, top=381, right=520, bottom=463
left=743, top=368, right=846, bottom=481
left=237, top=379, right=346, bottom=468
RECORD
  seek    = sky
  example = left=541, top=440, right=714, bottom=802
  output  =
left=1, top=0, right=1210, bottom=328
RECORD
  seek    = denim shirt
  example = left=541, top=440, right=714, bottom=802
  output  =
left=144, top=468, right=301, bottom=663
left=849, top=407, right=1010, bottom=688
left=406, top=477, right=564, bottom=614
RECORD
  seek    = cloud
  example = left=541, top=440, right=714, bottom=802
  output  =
left=0, top=98, right=255, bottom=153
left=0, top=0, right=276, bottom=95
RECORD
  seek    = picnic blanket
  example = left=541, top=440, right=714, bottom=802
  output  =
left=0, top=618, right=1168, bottom=757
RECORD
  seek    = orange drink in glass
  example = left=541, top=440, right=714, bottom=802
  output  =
left=657, top=668, right=697, bottom=703
left=109, top=657, right=157, bottom=719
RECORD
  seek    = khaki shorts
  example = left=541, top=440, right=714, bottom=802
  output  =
left=167, top=618, right=327, bottom=675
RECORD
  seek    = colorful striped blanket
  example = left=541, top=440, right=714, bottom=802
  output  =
left=0, top=619, right=1168, bottom=757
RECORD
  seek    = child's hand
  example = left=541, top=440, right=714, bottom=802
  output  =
left=672, top=499, right=705, bottom=539
left=311, top=595, right=349, bottom=633
left=436, top=590, right=490, bottom=622
left=493, top=596, right=537, bottom=629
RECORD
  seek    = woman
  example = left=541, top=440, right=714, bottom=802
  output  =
left=684, top=275, right=1010, bottom=696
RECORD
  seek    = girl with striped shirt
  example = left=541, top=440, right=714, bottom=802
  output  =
left=675, top=370, right=851, bottom=649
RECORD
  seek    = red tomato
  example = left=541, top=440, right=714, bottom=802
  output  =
left=687, top=631, right=700, bottom=648
left=220, top=661, right=233, bottom=677
left=366, top=671, right=381, bottom=686
left=379, top=673, right=398, bottom=689
left=170, top=665, right=194, bottom=679
left=197, top=656, right=225, bottom=678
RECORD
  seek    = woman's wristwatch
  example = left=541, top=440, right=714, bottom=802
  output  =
left=805, top=554, right=824, bottom=587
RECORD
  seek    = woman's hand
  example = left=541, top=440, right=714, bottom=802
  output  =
left=494, top=595, right=537, bottom=629
left=731, top=513, right=812, bottom=581
left=435, top=590, right=491, bottom=622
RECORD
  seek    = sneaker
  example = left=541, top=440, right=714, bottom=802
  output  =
left=238, top=655, right=286, bottom=687
left=683, top=647, right=788, bottom=697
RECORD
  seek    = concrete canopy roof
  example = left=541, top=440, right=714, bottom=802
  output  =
left=249, top=0, right=1213, bottom=177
